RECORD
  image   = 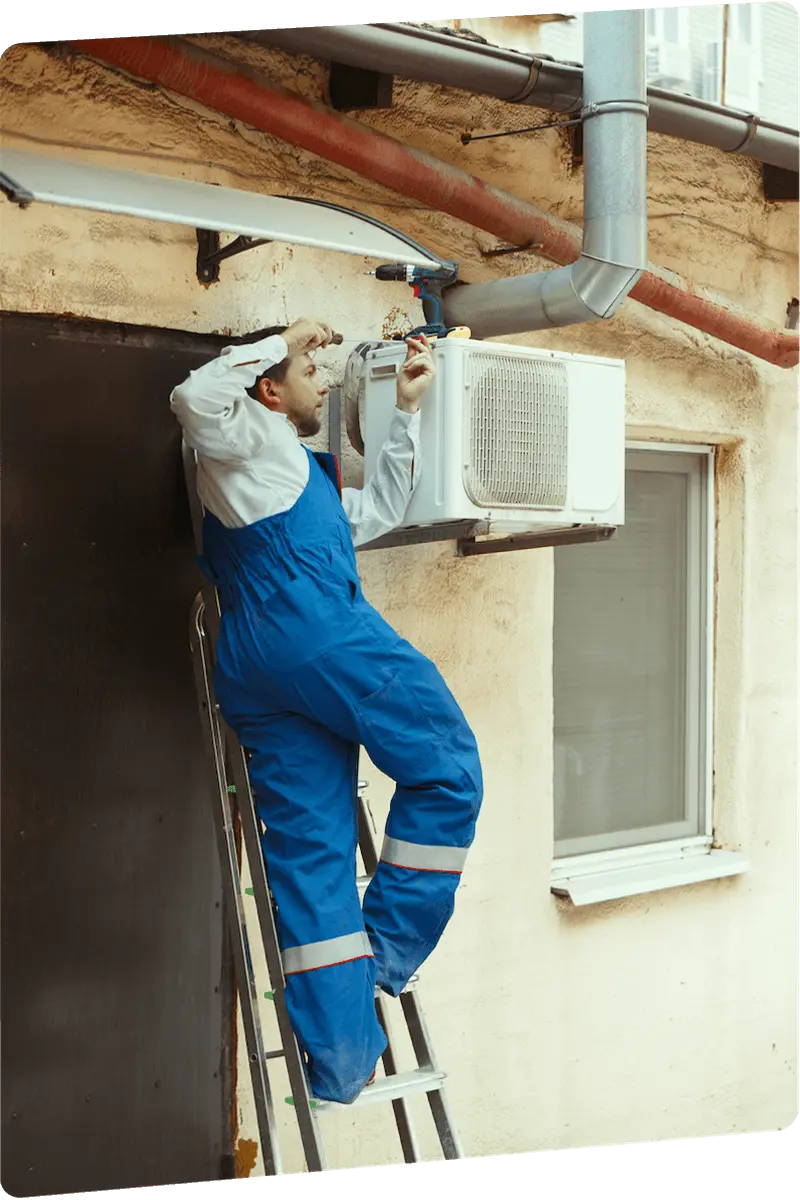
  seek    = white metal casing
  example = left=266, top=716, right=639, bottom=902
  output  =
left=361, top=338, right=626, bottom=534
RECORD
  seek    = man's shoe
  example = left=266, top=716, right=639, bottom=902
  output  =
left=304, top=1052, right=377, bottom=1099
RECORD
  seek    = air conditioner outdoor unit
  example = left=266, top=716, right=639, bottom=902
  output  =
left=353, top=338, right=626, bottom=537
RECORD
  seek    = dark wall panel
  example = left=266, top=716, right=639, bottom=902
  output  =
left=1, top=315, right=234, bottom=1196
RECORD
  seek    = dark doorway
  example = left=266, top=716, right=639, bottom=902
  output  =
left=1, top=314, right=235, bottom=1195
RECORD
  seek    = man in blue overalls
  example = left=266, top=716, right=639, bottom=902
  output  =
left=171, top=317, right=483, bottom=1104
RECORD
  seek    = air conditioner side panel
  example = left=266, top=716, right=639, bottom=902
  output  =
left=564, top=359, right=626, bottom=524
left=362, top=360, right=397, bottom=479
left=363, top=346, right=476, bottom=525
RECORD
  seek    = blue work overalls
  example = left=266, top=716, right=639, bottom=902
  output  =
left=199, top=447, right=483, bottom=1104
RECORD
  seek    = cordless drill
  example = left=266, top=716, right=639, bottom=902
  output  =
left=367, top=260, right=459, bottom=338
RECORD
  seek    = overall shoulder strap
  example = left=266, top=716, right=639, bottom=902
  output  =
left=310, top=450, right=343, bottom=498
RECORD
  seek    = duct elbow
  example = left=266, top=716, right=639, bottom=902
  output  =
left=441, top=255, right=643, bottom=339
left=543, top=255, right=644, bottom=326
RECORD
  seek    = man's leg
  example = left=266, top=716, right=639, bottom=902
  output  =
left=269, top=605, right=483, bottom=998
left=357, top=636, right=483, bottom=997
left=218, top=700, right=387, bottom=1103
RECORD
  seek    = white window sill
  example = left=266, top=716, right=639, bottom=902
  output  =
left=550, top=850, right=750, bottom=906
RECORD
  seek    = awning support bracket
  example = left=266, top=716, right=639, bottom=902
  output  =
left=196, top=229, right=271, bottom=284
left=0, top=170, right=34, bottom=208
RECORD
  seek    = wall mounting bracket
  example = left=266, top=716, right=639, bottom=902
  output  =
left=457, top=525, right=617, bottom=556
left=358, top=521, right=490, bottom=553
left=196, top=229, right=271, bottom=284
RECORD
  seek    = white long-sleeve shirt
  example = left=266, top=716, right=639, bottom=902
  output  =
left=169, top=334, right=420, bottom=548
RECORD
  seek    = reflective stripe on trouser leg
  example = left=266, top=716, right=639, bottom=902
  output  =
left=210, top=698, right=387, bottom=1104
left=282, top=931, right=373, bottom=975
left=380, top=836, right=468, bottom=874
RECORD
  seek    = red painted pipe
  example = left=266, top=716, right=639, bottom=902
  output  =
left=71, top=36, right=798, bottom=369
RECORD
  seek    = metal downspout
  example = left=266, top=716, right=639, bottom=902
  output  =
left=443, top=11, right=648, bottom=337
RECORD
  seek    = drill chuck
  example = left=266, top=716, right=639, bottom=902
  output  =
left=372, top=264, right=414, bottom=282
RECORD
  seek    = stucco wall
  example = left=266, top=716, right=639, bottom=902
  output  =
left=1, top=32, right=797, bottom=1175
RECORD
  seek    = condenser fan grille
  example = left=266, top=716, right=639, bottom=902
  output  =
left=464, top=353, right=569, bottom=509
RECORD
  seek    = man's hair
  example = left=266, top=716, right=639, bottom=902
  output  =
left=234, top=324, right=289, bottom=397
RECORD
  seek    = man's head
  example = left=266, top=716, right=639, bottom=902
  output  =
left=237, top=324, right=329, bottom=438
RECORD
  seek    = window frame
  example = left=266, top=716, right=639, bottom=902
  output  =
left=552, top=441, right=716, bottom=876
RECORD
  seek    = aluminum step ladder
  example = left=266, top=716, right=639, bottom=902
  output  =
left=183, top=442, right=463, bottom=1173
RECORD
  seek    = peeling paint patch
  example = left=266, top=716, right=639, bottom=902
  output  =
left=235, top=1137, right=258, bottom=1178
left=382, top=306, right=411, bottom=339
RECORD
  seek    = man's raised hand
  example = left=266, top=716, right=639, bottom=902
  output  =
left=396, top=334, right=436, bottom=414
left=283, top=318, right=333, bottom=356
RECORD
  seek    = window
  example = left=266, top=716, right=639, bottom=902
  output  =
left=732, top=2, right=753, bottom=43
left=663, top=7, right=680, bottom=43
left=553, top=446, right=713, bottom=860
left=703, top=41, right=723, bottom=104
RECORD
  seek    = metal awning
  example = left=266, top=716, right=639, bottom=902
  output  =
left=0, top=148, right=441, bottom=268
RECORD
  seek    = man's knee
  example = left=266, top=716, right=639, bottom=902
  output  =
left=463, top=732, right=483, bottom=808
left=444, top=711, right=483, bottom=797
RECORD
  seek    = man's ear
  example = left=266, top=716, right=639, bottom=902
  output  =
left=256, top=376, right=283, bottom=411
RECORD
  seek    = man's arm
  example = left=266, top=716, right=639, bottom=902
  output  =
left=342, top=409, right=422, bottom=547
left=170, top=317, right=333, bottom=462
left=343, top=335, right=435, bottom=547
left=170, top=334, right=289, bottom=462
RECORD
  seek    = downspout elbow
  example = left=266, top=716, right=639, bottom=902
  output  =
left=442, top=254, right=644, bottom=338
left=537, top=254, right=645, bottom=327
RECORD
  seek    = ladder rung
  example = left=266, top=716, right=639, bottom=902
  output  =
left=312, top=1068, right=446, bottom=1113
left=264, top=1049, right=285, bottom=1061
left=356, top=874, right=372, bottom=893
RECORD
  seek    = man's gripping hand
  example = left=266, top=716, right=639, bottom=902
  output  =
left=396, top=334, right=436, bottom=415
left=283, top=317, right=333, bottom=357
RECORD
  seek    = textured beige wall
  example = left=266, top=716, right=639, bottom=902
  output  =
left=1, top=33, right=797, bottom=1174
